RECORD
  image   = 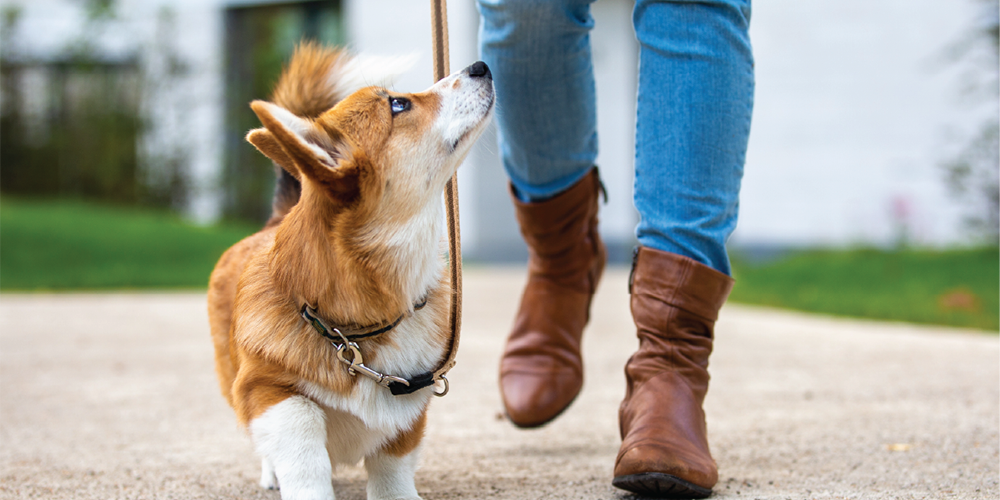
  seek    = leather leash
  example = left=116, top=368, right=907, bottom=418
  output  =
left=430, top=0, right=462, bottom=394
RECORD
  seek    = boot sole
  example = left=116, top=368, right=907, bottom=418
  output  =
left=612, top=472, right=712, bottom=499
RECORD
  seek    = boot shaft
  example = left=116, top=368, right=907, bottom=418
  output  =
left=626, top=247, right=734, bottom=401
left=511, top=169, right=604, bottom=291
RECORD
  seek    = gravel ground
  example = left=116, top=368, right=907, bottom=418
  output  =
left=1, top=268, right=997, bottom=500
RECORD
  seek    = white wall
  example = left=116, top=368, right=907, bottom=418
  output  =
left=122, top=0, right=225, bottom=224
left=736, top=0, right=994, bottom=248
left=591, top=0, right=640, bottom=253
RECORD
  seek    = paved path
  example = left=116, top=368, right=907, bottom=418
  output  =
left=1, top=268, right=997, bottom=499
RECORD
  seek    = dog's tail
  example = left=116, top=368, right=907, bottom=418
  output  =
left=264, top=42, right=416, bottom=226
left=272, top=41, right=353, bottom=120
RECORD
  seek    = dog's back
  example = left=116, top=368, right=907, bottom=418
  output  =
left=207, top=43, right=354, bottom=404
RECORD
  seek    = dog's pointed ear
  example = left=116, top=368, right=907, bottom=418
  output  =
left=250, top=100, right=358, bottom=203
left=246, top=128, right=300, bottom=180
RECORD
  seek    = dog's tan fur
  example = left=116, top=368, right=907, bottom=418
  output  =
left=207, top=43, right=493, bottom=499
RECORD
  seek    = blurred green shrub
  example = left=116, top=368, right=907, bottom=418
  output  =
left=0, top=3, right=189, bottom=210
left=940, top=0, right=999, bottom=242
left=222, top=1, right=344, bottom=222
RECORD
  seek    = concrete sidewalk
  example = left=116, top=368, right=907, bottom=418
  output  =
left=1, top=268, right=997, bottom=499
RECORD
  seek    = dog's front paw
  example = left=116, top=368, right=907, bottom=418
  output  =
left=259, top=457, right=279, bottom=490
left=259, top=474, right=279, bottom=491
left=365, top=449, right=422, bottom=500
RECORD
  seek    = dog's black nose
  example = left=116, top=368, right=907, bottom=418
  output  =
left=467, top=61, right=491, bottom=80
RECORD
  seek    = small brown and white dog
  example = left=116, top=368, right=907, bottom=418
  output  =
left=207, top=43, right=493, bottom=500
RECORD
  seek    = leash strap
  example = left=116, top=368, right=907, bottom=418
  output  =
left=430, top=0, right=462, bottom=389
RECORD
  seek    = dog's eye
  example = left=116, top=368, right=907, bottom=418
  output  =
left=390, top=97, right=411, bottom=116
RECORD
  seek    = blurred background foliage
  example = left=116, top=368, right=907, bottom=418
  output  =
left=0, top=5, right=164, bottom=207
left=940, top=0, right=1000, bottom=242
left=222, top=1, right=343, bottom=221
left=0, top=0, right=344, bottom=219
left=0, top=0, right=345, bottom=284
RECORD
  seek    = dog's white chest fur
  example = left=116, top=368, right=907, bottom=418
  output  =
left=301, top=381, right=431, bottom=464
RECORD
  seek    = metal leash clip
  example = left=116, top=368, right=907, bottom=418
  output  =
left=331, top=329, right=409, bottom=388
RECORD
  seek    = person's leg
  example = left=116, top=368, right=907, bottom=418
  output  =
left=614, top=0, right=754, bottom=497
left=632, top=0, right=754, bottom=276
left=478, top=0, right=606, bottom=428
left=478, top=0, right=598, bottom=201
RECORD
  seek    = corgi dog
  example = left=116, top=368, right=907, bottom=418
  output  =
left=207, top=42, right=494, bottom=500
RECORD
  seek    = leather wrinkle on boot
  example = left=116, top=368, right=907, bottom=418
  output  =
left=634, top=251, right=731, bottom=322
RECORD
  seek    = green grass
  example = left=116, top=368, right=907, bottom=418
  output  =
left=1, top=198, right=259, bottom=290
left=730, top=247, right=999, bottom=331
left=3, top=198, right=997, bottom=331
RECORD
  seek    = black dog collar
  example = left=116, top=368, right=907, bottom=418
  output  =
left=299, top=297, right=439, bottom=396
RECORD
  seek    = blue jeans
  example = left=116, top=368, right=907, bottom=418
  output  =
left=478, top=0, right=754, bottom=275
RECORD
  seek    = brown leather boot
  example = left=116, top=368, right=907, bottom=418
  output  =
left=612, top=246, right=734, bottom=498
left=500, top=168, right=606, bottom=428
